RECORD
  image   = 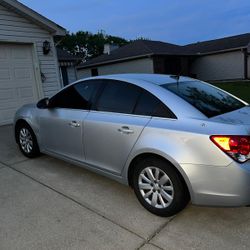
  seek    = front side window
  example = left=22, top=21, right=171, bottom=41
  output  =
left=162, top=81, right=246, bottom=118
left=95, top=80, right=141, bottom=114
left=49, top=80, right=102, bottom=110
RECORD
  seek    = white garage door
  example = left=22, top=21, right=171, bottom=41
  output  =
left=0, top=44, right=39, bottom=125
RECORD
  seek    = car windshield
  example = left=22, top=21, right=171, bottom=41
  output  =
left=161, top=81, right=246, bottom=118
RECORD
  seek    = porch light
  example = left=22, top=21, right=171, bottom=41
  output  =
left=43, top=40, right=51, bottom=55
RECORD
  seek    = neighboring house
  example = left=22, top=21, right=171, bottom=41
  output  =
left=77, top=33, right=250, bottom=82
left=56, top=48, right=82, bottom=86
left=0, top=0, right=66, bottom=125
left=77, top=40, right=192, bottom=79
left=184, top=33, right=250, bottom=81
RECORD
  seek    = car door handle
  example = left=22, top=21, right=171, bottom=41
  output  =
left=69, top=121, right=80, bottom=128
left=118, top=126, right=134, bottom=134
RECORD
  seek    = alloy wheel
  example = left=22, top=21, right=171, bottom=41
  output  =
left=138, top=166, right=174, bottom=209
left=19, top=128, right=33, bottom=154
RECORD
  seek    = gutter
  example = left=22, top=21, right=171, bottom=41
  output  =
left=195, top=46, right=247, bottom=56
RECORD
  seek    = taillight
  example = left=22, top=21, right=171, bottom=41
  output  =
left=210, top=135, right=250, bottom=163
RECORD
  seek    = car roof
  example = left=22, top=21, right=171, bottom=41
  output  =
left=87, top=73, right=194, bottom=86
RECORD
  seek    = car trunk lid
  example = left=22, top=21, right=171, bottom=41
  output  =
left=210, top=106, right=250, bottom=134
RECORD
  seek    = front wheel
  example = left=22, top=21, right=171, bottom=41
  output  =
left=132, top=157, right=189, bottom=217
left=17, top=123, right=40, bottom=158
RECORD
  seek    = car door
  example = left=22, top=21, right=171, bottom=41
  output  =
left=39, top=80, right=102, bottom=161
left=83, top=79, right=152, bottom=175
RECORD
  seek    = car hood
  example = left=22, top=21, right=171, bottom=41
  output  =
left=210, top=106, right=250, bottom=134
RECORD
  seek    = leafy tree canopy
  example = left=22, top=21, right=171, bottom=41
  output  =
left=56, top=30, right=130, bottom=61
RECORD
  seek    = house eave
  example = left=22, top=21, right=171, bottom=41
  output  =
left=0, top=0, right=66, bottom=36
left=77, top=54, right=154, bottom=70
left=195, top=46, right=247, bottom=56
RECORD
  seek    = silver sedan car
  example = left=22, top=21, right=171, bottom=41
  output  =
left=14, top=74, right=250, bottom=217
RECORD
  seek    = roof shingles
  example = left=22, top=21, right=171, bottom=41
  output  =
left=183, top=33, right=250, bottom=54
left=78, top=33, right=250, bottom=69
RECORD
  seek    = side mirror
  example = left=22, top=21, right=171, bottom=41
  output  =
left=37, top=98, right=50, bottom=109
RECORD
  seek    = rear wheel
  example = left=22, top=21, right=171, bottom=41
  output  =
left=132, top=157, right=189, bottom=217
left=17, top=122, right=40, bottom=158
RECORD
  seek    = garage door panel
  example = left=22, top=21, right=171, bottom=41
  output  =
left=0, top=87, right=34, bottom=100
left=11, top=46, right=32, bottom=60
left=0, top=100, right=19, bottom=109
left=0, top=108, right=17, bottom=121
left=0, top=97, right=35, bottom=110
left=14, top=67, right=32, bottom=80
left=0, top=47, right=7, bottom=59
left=19, top=87, right=34, bottom=98
left=0, top=88, right=16, bottom=100
left=0, top=44, right=38, bottom=125
left=0, top=69, right=11, bottom=80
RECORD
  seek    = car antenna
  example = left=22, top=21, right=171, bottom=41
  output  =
left=170, top=75, right=180, bottom=90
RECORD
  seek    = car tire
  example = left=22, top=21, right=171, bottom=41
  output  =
left=132, top=157, right=189, bottom=217
left=16, top=122, right=40, bottom=158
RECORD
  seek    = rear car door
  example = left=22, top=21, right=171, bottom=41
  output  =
left=39, top=80, right=102, bottom=161
left=83, top=80, right=151, bottom=175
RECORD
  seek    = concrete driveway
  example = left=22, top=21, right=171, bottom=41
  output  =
left=1, top=125, right=250, bottom=250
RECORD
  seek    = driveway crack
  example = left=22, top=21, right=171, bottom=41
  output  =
left=136, top=216, right=176, bottom=250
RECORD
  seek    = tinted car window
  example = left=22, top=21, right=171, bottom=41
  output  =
left=134, top=90, right=176, bottom=118
left=49, top=80, right=101, bottom=110
left=162, top=81, right=246, bottom=118
left=96, top=80, right=141, bottom=114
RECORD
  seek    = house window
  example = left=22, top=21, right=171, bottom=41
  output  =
left=61, top=66, right=69, bottom=86
left=91, top=68, right=98, bottom=76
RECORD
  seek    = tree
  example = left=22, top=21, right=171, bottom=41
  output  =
left=56, top=30, right=130, bottom=61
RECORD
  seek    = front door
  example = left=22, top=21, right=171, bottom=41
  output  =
left=40, top=108, right=87, bottom=161
left=39, top=79, right=102, bottom=161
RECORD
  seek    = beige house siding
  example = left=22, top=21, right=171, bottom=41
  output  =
left=191, top=51, right=244, bottom=81
left=67, top=66, right=77, bottom=84
left=77, top=68, right=92, bottom=79
left=0, top=4, right=61, bottom=97
left=247, top=56, right=250, bottom=79
left=77, top=58, right=154, bottom=79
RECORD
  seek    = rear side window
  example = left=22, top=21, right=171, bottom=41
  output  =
left=49, top=80, right=102, bottom=110
left=95, top=80, right=141, bottom=114
left=162, top=81, right=246, bottom=118
left=134, top=90, right=176, bottom=118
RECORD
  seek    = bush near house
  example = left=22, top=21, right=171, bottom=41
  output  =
left=210, top=81, right=250, bottom=103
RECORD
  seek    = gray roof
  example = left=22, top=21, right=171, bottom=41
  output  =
left=56, top=48, right=82, bottom=62
left=78, top=40, right=191, bottom=69
left=183, top=33, right=250, bottom=54
left=78, top=33, right=250, bottom=69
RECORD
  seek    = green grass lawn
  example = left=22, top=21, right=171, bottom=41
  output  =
left=210, top=81, right=250, bottom=103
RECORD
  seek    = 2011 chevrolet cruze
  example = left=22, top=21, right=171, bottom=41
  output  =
left=14, top=74, right=250, bottom=216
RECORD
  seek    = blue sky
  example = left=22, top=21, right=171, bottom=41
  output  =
left=19, top=0, right=250, bottom=45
